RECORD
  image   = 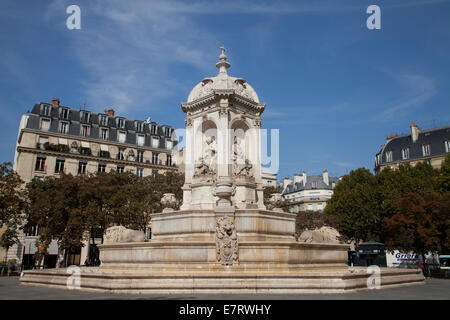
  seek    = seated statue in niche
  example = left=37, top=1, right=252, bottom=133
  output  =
left=232, top=136, right=253, bottom=177
left=194, top=136, right=217, bottom=180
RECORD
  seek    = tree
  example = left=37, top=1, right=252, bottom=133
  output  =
left=25, top=170, right=185, bottom=266
left=325, top=168, right=380, bottom=244
left=437, top=154, right=450, bottom=194
left=384, top=192, right=445, bottom=262
left=376, top=162, right=438, bottom=241
left=0, top=162, right=27, bottom=259
left=26, top=174, right=85, bottom=265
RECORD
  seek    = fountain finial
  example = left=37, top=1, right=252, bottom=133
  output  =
left=216, top=46, right=230, bottom=73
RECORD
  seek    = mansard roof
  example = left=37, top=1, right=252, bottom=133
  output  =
left=375, top=125, right=450, bottom=167
left=25, top=102, right=177, bottom=150
left=283, top=175, right=339, bottom=195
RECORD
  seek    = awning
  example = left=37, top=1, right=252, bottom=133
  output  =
left=81, top=141, right=90, bottom=148
left=58, top=138, right=68, bottom=145
left=100, top=144, right=108, bottom=151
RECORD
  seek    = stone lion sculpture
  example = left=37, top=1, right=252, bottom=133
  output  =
left=298, top=226, right=341, bottom=244
left=103, top=226, right=146, bottom=244
left=161, top=193, right=179, bottom=212
left=267, top=193, right=283, bottom=211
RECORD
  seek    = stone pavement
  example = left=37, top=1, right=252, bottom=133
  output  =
left=0, top=276, right=448, bottom=300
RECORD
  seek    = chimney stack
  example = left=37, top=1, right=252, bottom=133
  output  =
left=106, top=109, right=115, bottom=116
left=410, top=123, right=420, bottom=143
left=52, top=98, right=60, bottom=106
left=386, top=133, right=398, bottom=141
left=323, top=170, right=329, bottom=186
left=302, top=171, right=307, bottom=185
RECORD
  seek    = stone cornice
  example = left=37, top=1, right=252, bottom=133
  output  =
left=17, top=146, right=178, bottom=171
left=181, top=91, right=265, bottom=116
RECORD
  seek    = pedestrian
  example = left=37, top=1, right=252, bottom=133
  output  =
left=424, top=260, right=429, bottom=278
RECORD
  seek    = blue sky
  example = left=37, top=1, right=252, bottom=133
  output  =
left=1, top=0, right=449, bottom=181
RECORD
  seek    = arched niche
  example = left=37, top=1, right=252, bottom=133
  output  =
left=230, top=119, right=256, bottom=166
left=194, top=119, right=218, bottom=168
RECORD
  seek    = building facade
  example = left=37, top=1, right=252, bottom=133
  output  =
left=8, top=98, right=178, bottom=268
left=281, top=170, right=339, bottom=213
left=261, top=167, right=277, bottom=188
left=375, top=123, right=450, bottom=174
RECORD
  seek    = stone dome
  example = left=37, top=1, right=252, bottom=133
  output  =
left=187, top=47, right=260, bottom=103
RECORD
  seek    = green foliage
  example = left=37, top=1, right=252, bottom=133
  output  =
left=384, top=193, right=445, bottom=256
left=25, top=170, right=184, bottom=252
left=325, top=168, right=379, bottom=243
left=327, top=160, right=447, bottom=256
left=437, top=154, right=450, bottom=194
left=0, top=162, right=27, bottom=251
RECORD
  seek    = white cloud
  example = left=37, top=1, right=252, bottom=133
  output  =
left=375, top=72, right=437, bottom=121
left=43, top=0, right=445, bottom=116
left=46, top=0, right=219, bottom=115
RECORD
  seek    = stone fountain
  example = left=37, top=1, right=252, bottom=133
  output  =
left=20, top=48, right=424, bottom=293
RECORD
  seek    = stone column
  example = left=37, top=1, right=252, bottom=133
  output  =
left=181, top=116, right=194, bottom=210
left=216, top=98, right=230, bottom=178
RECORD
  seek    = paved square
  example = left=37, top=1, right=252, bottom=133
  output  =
left=0, top=276, right=448, bottom=300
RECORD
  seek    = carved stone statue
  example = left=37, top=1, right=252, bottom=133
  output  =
left=267, top=193, right=283, bottom=211
left=161, top=193, right=179, bottom=213
left=204, top=136, right=217, bottom=172
left=232, top=136, right=253, bottom=177
left=103, top=226, right=146, bottom=244
left=193, top=136, right=217, bottom=181
left=299, top=226, right=341, bottom=244
left=215, top=216, right=238, bottom=266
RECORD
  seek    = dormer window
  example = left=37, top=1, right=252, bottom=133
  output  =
left=60, top=108, right=70, bottom=120
left=401, top=147, right=410, bottom=160
left=99, top=115, right=108, bottom=126
left=445, top=140, right=450, bottom=153
left=311, top=181, right=317, bottom=189
left=80, top=111, right=91, bottom=123
left=422, top=144, right=431, bottom=157
left=151, top=125, right=157, bottom=135
left=100, top=128, right=109, bottom=140
left=58, top=121, right=69, bottom=134
left=40, top=104, right=52, bottom=116
left=136, top=121, right=144, bottom=132
left=81, top=125, right=90, bottom=137
left=386, top=150, right=393, bottom=162
left=117, top=118, right=125, bottom=129
left=164, top=127, right=172, bottom=137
